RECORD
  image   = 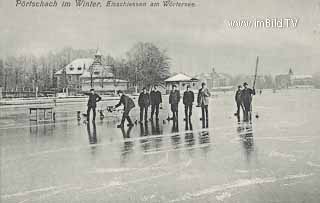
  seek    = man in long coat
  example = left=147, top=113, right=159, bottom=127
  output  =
left=241, top=82, right=255, bottom=122
left=197, top=82, right=211, bottom=128
left=169, top=85, right=180, bottom=121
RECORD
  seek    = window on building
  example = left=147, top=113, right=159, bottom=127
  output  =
left=94, top=71, right=100, bottom=75
left=69, top=67, right=74, bottom=71
left=77, top=67, right=82, bottom=71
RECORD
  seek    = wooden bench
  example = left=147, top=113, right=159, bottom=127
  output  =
left=29, top=107, right=55, bottom=122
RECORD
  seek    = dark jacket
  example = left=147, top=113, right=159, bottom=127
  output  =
left=197, top=88, right=211, bottom=106
left=169, top=90, right=180, bottom=105
left=183, top=90, right=194, bottom=106
left=138, top=92, right=150, bottom=107
left=115, top=94, right=135, bottom=111
left=235, top=90, right=242, bottom=103
left=150, top=90, right=162, bottom=105
left=241, top=88, right=255, bottom=105
left=85, top=93, right=102, bottom=107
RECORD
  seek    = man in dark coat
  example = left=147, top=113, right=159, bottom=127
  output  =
left=197, top=82, right=211, bottom=128
left=150, top=85, right=162, bottom=120
left=115, top=90, right=135, bottom=128
left=169, top=85, right=180, bottom=121
left=241, top=82, right=255, bottom=122
left=234, top=85, right=243, bottom=117
left=183, top=85, right=194, bottom=121
left=85, top=89, right=102, bottom=121
left=138, top=87, right=150, bottom=123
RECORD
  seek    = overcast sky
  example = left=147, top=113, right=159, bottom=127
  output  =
left=1, top=0, right=320, bottom=75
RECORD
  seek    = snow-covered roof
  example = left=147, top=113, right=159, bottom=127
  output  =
left=80, top=65, right=114, bottom=78
left=165, top=73, right=198, bottom=82
left=55, top=58, right=94, bottom=75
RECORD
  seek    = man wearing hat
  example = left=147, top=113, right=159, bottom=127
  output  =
left=197, top=82, right=211, bottom=128
left=169, top=84, right=181, bottom=121
left=85, top=88, right=102, bottom=121
left=183, top=85, right=194, bottom=121
left=138, top=87, right=150, bottom=123
left=234, top=85, right=243, bottom=118
left=114, top=90, right=135, bottom=128
left=241, top=82, right=255, bottom=122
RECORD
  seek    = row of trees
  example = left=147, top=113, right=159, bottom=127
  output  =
left=0, top=48, right=97, bottom=92
left=0, top=42, right=171, bottom=93
left=1, top=43, right=319, bottom=94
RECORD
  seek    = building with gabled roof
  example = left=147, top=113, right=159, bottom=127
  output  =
left=195, top=68, right=232, bottom=90
left=55, top=49, right=128, bottom=95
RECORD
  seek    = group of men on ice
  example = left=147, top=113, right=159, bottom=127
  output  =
left=234, top=82, right=256, bottom=122
left=85, top=81, right=255, bottom=128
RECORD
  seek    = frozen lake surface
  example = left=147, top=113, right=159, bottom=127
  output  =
left=1, top=89, right=320, bottom=203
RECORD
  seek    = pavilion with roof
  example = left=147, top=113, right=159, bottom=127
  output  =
left=164, top=73, right=199, bottom=92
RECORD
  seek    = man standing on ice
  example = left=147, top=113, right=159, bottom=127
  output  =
left=241, top=82, right=255, bottom=122
left=138, top=87, right=150, bottom=124
left=183, top=85, right=194, bottom=121
left=150, top=84, right=162, bottom=121
left=169, top=85, right=180, bottom=121
left=197, top=82, right=211, bottom=128
left=114, top=90, right=135, bottom=128
left=85, top=88, right=102, bottom=122
left=234, top=85, right=243, bottom=117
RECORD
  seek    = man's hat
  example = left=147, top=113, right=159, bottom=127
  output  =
left=117, top=90, right=123, bottom=94
left=201, top=82, right=206, bottom=86
left=142, top=87, right=146, bottom=90
left=243, top=82, right=248, bottom=86
left=238, top=85, right=241, bottom=88
left=90, top=88, right=94, bottom=91
left=172, top=84, right=177, bottom=88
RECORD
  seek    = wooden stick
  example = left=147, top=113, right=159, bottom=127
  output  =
left=253, top=56, right=259, bottom=89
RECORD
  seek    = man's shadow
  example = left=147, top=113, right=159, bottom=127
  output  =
left=171, top=119, right=180, bottom=148
left=185, top=119, right=195, bottom=148
left=237, top=123, right=254, bottom=163
left=120, top=126, right=134, bottom=164
left=150, top=120, right=163, bottom=150
left=140, top=123, right=151, bottom=152
left=86, top=121, right=97, bottom=144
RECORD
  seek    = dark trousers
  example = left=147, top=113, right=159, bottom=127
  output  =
left=201, top=105, right=208, bottom=127
left=87, top=106, right=96, bottom=121
left=171, top=104, right=179, bottom=120
left=121, top=109, right=133, bottom=125
left=140, top=106, right=148, bottom=122
left=243, top=102, right=251, bottom=122
left=184, top=105, right=192, bottom=119
left=151, top=104, right=160, bottom=119
left=236, top=102, right=242, bottom=115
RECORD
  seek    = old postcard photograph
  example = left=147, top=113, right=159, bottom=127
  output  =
left=1, top=0, right=320, bottom=202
